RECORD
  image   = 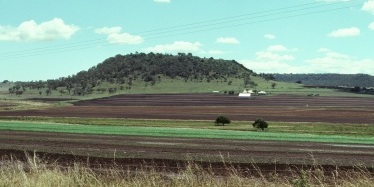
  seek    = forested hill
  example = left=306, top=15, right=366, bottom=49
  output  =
left=66, top=52, right=253, bottom=84
left=271, top=74, right=374, bottom=87
left=15, top=52, right=253, bottom=96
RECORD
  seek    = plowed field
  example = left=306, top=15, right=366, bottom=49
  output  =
left=1, top=94, right=373, bottom=124
left=1, top=94, right=373, bottom=170
left=1, top=130, right=373, bottom=169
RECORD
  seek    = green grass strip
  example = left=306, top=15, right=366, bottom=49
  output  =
left=0, top=121, right=373, bottom=145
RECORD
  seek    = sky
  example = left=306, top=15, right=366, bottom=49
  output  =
left=1, top=0, right=374, bottom=81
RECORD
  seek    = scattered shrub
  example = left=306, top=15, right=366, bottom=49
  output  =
left=252, top=119, right=268, bottom=131
left=215, top=116, right=231, bottom=126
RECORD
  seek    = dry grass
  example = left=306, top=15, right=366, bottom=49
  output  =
left=0, top=154, right=373, bottom=187
left=0, top=100, right=50, bottom=111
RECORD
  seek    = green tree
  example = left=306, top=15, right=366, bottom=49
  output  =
left=271, top=82, right=277, bottom=89
left=215, top=116, right=231, bottom=126
left=252, top=119, right=268, bottom=131
left=45, top=89, right=52, bottom=96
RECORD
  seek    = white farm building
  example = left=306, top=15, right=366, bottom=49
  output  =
left=238, top=89, right=252, bottom=98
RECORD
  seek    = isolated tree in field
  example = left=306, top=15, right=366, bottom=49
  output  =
left=215, top=116, right=231, bottom=126
left=45, top=89, right=52, bottom=96
left=271, top=82, right=277, bottom=89
left=252, top=119, right=268, bottom=131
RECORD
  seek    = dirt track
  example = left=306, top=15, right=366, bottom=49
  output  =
left=1, top=94, right=373, bottom=124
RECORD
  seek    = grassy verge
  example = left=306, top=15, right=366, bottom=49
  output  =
left=1, top=156, right=373, bottom=187
left=1, top=116, right=373, bottom=137
left=0, top=120, right=373, bottom=144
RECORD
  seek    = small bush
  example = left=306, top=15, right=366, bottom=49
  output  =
left=215, top=116, right=231, bottom=126
left=252, top=119, right=268, bottom=131
left=228, top=91, right=235, bottom=95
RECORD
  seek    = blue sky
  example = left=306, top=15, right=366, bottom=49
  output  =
left=1, top=0, right=373, bottom=81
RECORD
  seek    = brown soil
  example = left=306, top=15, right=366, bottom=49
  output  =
left=1, top=94, right=373, bottom=124
left=0, top=130, right=373, bottom=173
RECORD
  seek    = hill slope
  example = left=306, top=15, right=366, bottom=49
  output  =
left=83, top=52, right=253, bottom=82
left=7, top=53, right=261, bottom=97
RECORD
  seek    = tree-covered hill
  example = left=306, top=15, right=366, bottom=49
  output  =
left=67, top=52, right=253, bottom=86
left=271, top=73, right=374, bottom=87
left=8, top=53, right=257, bottom=96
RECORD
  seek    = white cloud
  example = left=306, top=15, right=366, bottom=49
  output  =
left=267, top=45, right=288, bottom=52
left=145, top=41, right=202, bottom=53
left=0, top=18, right=79, bottom=42
left=256, top=51, right=295, bottom=61
left=369, top=22, right=374, bottom=30
left=264, top=34, right=276, bottom=40
left=107, top=33, right=143, bottom=44
left=153, top=0, right=170, bottom=3
left=328, top=27, right=360, bottom=37
left=95, top=26, right=143, bottom=44
left=241, top=47, right=374, bottom=75
left=318, top=48, right=331, bottom=53
left=216, top=37, right=240, bottom=44
left=239, top=45, right=296, bottom=73
left=362, top=0, right=374, bottom=15
left=304, top=49, right=374, bottom=74
left=95, top=27, right=121, bottom=35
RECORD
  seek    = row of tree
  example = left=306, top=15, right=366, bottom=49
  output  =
left=215, top=116, right=268, bottom=131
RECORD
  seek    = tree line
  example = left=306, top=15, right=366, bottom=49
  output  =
left=268, top=73, right=374, bottom=87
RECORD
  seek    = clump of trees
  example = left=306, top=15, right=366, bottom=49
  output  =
left=215, top=116, right=231, bottom=126
left=252, top=119, right=268, bottom=131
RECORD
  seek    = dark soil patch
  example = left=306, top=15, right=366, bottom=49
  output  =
left=0, top=130, right=373, bottom=175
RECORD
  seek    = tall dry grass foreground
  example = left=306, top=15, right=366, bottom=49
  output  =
left=0, top=154, right=373, bottom=187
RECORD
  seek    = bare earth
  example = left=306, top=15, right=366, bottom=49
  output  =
left=1, top=94, right=373, bottom=123
left=0, top=94, right=373, bottom=170
left=0, top=130, right=373, bottom=172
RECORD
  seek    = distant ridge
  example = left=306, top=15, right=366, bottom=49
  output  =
left=271, top=73, right=374, bottom=87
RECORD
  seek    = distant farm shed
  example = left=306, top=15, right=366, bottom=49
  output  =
left=238, top=93, right=251, bottom=98
left=258, top=91, right=267, bottom=95
left=239, top=89, right=252, bottom=98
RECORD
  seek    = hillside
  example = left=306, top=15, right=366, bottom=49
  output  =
left=271, top=73, right=374, bottom=87
left=66, top=52, right=253, bottom=86
left=5, top=53, right=263, bottom=98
